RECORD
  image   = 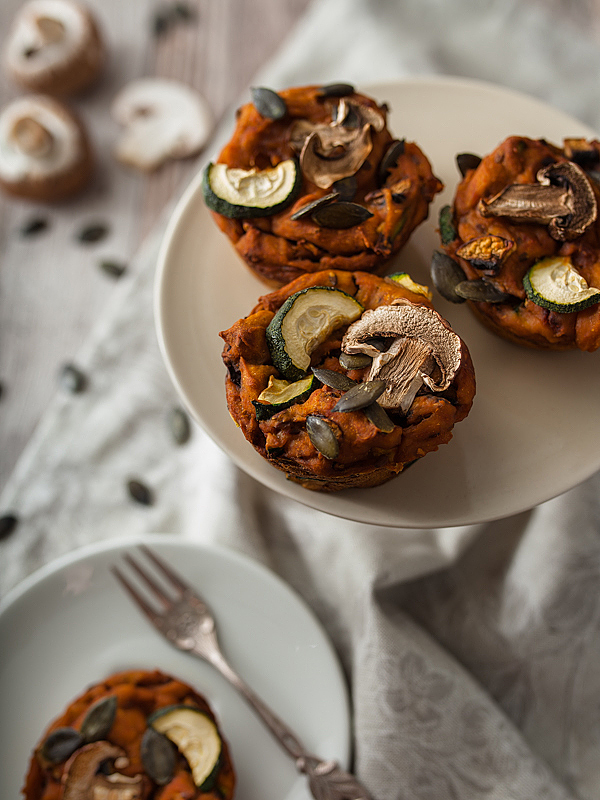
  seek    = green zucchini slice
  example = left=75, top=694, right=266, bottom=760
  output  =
left=203, top=159, right=301, bottom=218
left=266, top=287, right=363, bottom=381
left=149, top=705, right=221, bottom=789
left=253, top=374, right=316, bottom=420
left=523, top=256, right=600, bottom=313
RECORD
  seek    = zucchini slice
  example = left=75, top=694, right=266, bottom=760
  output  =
left=266, top=287, right=363, bottom=381
left=387, top=272, right=433, bottom=300
left=253, top=374, right=316, bottom=421
left=523, top=256, right=600, bottom=313
left=149, top=705, right=221, bottom=790
left=203, top=159, right=301, bottom=218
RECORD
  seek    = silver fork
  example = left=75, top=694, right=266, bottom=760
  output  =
left=112, top=545, right=372, bottom=800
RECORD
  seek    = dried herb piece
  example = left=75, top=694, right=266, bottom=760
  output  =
left=169, top=406, right=191, bottom=445
left=127, top=479, right=154, bottom=506
left=438, top=205, right=457, bottom=244
left=311, top=201, right=373, bottom=229
left=250, top=87, right=287, bottom=120
left=20, top=217, right=49, bottom=237
left=0, top=514, right=18, bottom=540
left=76, top=223, right=109, bottom=244
left=41, top=728, right=83, bottom=764
left=99, top=259, right=127, bottom=279
left=80, top=696, right=118, bottom=743
left=59, top=363, right=87, bottom=393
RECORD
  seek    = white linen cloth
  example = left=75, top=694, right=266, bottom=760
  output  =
left=3, top=0, right=600, bottom=797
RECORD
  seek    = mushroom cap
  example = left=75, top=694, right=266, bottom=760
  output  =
left=111, top=78, right=213, bottom=171
left=0, top=94, right=89, bottom=184
left=342, top=300, right=464, bottom=410
left=61, top=741, right=126, bottom=800
left=537, top=161, right=597, bottom=240
left=4, top=0, right=105, bottom=96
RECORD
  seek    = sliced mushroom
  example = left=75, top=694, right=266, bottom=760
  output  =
left=61, top=741, right=127, bottom=800
left=563, top=137, right=599, bottom=166
left=478, top=161, right=597, bottom=241
left=0, top=94, right=92, bottom=201
left=111, top=78, right=213, bottom=171
left=289, top=98, right=385, bottom=189
left=92, top=772, right=144, bottom=800
left=4, top=0, right=105, bottom=96
left=341, top=301, right=463, bottom=413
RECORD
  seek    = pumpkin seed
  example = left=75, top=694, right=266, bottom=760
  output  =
left=250, top=87, right=287, bottom=120
left=0, top=514, right=18, bottom=540
left=291, top=193, right=339, bottom=221
left=456, top=152, right=482, bottom=177
left=99, top=259, right=127, bottom=279
left=378, top=139, right=405, bottom=182
left=311, top=367, right=356, bottom=391
left=20, top=217, right=48, bottom=237
left=169, top=406, right=191, bottom=445
left=306, top=416, right=339, bottom=460
left=331, top=175, right=357, bottom=201
left=430, top=250, right=467, bottom=304
left=333, top=380, right=386, bottom=412
left=455, top=279, right=513, bottom=303
left=338, top=352, right=372, bottom=370
left=127, top=479, right=154, bottom=506
left=364, top=402, right=395, bottom=433
left=80, top=695, right=117, bottom=743
left=141, top=727, right=176, bottom=786
left=317, top=83, right=355, bottom=98
left=312, top=201, right=373, bottom=229
left=59, top=363, right=87, bottom=393
left=439, top=205, right=457, bottom=245
left=41, top=728, right=83, bottom=764
left=77, top=223, right=109, bottom=244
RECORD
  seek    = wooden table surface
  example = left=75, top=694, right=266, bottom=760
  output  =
left=0, top=0, right=310, bottom=491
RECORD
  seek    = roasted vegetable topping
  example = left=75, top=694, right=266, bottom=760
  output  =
left=266, top=287, right=363, bottom=380
left=80, top=695, right=117, bottom=743
left=253, top=374, right=316, bottom=420
left=523, top=256, right=600, bottom=312
left=203, top=159, right=301, bottom=218
left=430, top=250, right=467, bottom=303
left=250, top=86, right=287, bottom=119
left=386, top=272, right=432, bottom=299
left=456, top=234, right=514, bottom=273
left=454, top=279, right=513, bottom=303
left=306, top=415, right=340, bottom=459
left=456, top=152, right=482, bottom=177
left=311, top=200, right=373, bottom=228
left=438, top=204, right=457, bottom=244
left=140, top=727, right=177, bottom=786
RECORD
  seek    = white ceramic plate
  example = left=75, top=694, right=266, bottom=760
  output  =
left=156, top=76, right=600, bottom=528
left=0, top=536, right=350, bottom=800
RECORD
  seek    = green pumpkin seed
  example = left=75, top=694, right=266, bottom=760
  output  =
left=250, top=87, right=286, bottom=120
left=438, top=205, right=457, bottom=245
left=311, top=367, right=356, bottom=391
left=364, top=403, right=395, bottom=433
left=331, top=176, right=357, bottom=202
left=77, top=223, right=109, bottom=244
left=127, top=479, right=154, bottom=506
left=169, top=406, right=191, bottom=445
left=378, top=139, right=405, bottom=182
left=59, top=363, right=87, bottom=393
left=41, top=728, right=83, bottom=764
left=338, top=352, right=372, bottom=370
left=0, top=514, right=18, bottom=540
left=141, top=727, right=176, bottom=786
left=291, top=193, right=339, bottom=221
left=454, top=279, right=513, bottom=303
left=306, top=416, right=339, bottom=460
left=312, top=201, right=373, bottom=229
left=20, top=217, right=48, bottom=237
left=430, top=250, right=467, bottom=304
left=317, top=83, right=355, bottom=98
left=99, top=259, right=127, bottom=279
left=456, top=152, right=482, bottom=177
left=80, top=695, right=117, bottom=743
left=333, top=380, right=386, bottom=412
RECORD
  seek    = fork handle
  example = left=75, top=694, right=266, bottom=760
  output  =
left=193, top=647, right=373, bottom=800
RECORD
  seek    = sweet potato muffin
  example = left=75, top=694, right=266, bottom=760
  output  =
left=433, top=135, right=600, bottom=350
left=220, top=270, right=475, bottom=491
left=203, top=83, right=442, bottom=286
left=22, top=669, right=235, bottom=800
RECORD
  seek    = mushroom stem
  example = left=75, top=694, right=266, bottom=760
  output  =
left=370, top=336, right=433, bottom=411
left=10, top=116, right=53, bottom=157
left=479, top=184, right=570, bottom=224
left=36, top=15, right=66, bottom=43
